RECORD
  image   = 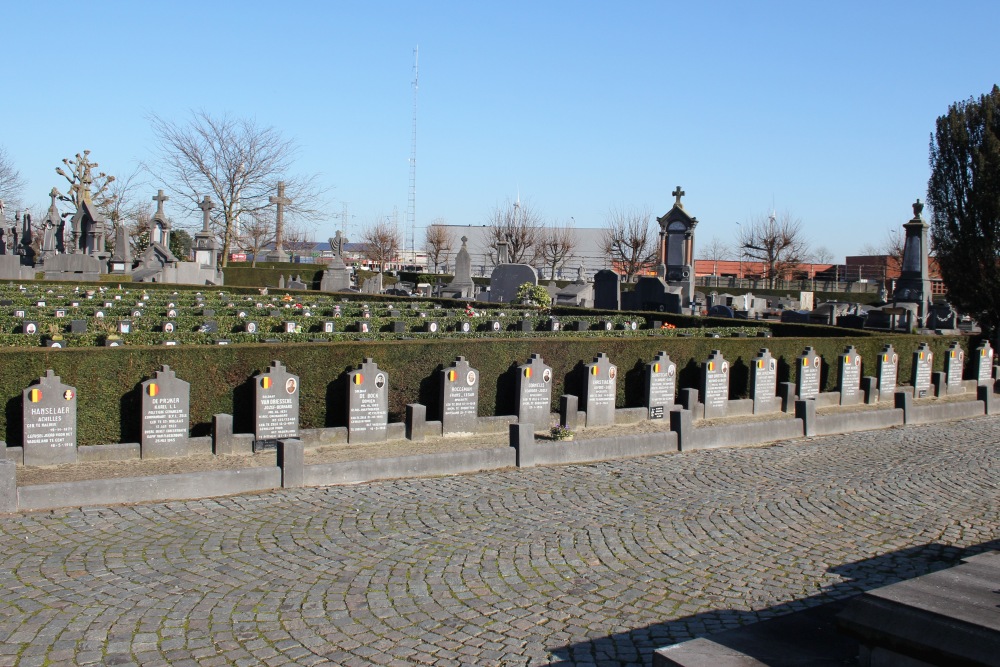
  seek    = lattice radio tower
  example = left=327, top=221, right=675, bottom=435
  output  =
left=407, top=46, right=418, bottom=259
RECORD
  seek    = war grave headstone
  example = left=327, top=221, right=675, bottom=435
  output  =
left=518, top=354, right=553, bottom=431
left=701, top=350, right=730, bottom=419
left=348, top=358, right=389, bottom=444
left=945, top=342, right=965, bottom=395
left=440, top=357, right=479, bottom=435
left=796, top=347, right=822, bottom=400
left=645, top=352, right=677, bottom=420
left=583, top=353, right=617, bottom=427
left=976, top=341, right=994, bottom=386
left=750, top=348, right=779, bottom=414
left=912, top=343, right=934, bottom=398
left=253, top=361, right=299, bottom=451
left=22, top=370, right=78, bottom=466
left=140, top=365, right=190, bottom=459
left=877, top=344, right=899, bottom=400
left=838, top=345, right=863, bottom=406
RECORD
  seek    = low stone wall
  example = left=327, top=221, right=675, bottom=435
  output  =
left=303, top=447, right=516, bottom=487
left=525, top=432, right=677, bottom=467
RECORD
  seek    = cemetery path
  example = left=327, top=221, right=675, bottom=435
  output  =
left=0, top=417, right=998, bottom=666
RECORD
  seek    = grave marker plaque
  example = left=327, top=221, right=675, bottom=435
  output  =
left=796, top=347, right=822, bottom=400
left=976, top=341, right=994, bottom=386
left=750, top=348, right=779, bottom=413
left=838, top=345, right=862, bottom=405
left=440, top=356, right=479, bottom=435
left=877, top=344, right=899, bottom=400
left=912, top=343, right=933, bottom=398
left=348, top=358, right=389, bottom=444
left=945, top=342, right=965, bottom=394
left=584, top=353, right=617, bottom=427
left=140, top=365, right=190, bottom=459
left=645, top=351, right=677, bottom=419
left=701, top=350, right=730, bottom=419
left=254, top=360, right=299, bottom=449
left=22, top=370, right=78, bottom=466
left=517, top=354, right=553, bottom=431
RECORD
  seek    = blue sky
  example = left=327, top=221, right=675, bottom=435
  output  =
left=2, top=1, right=998, bottom=260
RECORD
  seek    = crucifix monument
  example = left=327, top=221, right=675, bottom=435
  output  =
left=655, top=185, right=698, bottom=305
left=267, top=181, right=292, bottom=262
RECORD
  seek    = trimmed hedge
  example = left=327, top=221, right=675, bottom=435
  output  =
left=0, top=334, right=964, bottom=447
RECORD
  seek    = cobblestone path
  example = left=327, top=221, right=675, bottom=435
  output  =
left=0, top=418, right=998, bottom=666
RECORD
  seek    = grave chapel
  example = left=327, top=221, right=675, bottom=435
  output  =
left=655, top=186, right=698, bottom=305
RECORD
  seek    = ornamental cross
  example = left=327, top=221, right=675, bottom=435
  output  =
left=198, top=195, right=215, bottom=233
left=270, top=181, right=292, bottom=252
left=152, top=190, right=169, bottom=217
left=672, top=186, right=685, bottom=206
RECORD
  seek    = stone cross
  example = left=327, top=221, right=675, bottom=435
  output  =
left=152, top=190, right=169, bottom=217
left=198, top=195, right=215, bottom=233
left=672, top=186, right=685, bottom=207
left=330, top=230, right=347, bottom=257
left=270, top=181, right=292, bottom=254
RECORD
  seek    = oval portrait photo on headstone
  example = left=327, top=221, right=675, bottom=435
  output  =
left=609, top=367, right=617, bottom=380
left=466, top=371, right=476, bottom=386
left=542, top=368, right=552, bottom=383
left=285, top=378, right=297, bottom=395
left=375, top=373, right=386, bottom=389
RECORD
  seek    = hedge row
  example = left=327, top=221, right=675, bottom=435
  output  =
left=0, top=334, right=964, bottom=447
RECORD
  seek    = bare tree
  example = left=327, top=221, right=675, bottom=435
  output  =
left=858, top=228, right=904, bottom=272
left=703, top=236, right=731, bottom=276
left=149, top=111, right=326, bottom=267
left=537, top=220, right=578, bottom=280
left=55, top=150, right=116, bottom=211
left=0, top=145, right=26, bottom=211
left=811, top=245, right=834, bottom=264
left=359, top=217, right=401, bottom=273
left=601, top=206, right=656, bottom=282
left=424, top=219, right=455, bottom=272
left=484, top=198, right=540, bottom=265
left=100, top=165, right=148, bottom=253
left=736, top=211, right=809, bottom=287
left=234, top=210, right=276, bottom=268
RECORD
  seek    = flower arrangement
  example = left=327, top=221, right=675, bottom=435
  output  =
left=550, top=424, right=574, bottom=441
left=660, top=322, right=676, bottom=329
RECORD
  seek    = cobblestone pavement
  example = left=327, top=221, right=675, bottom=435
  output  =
left=1, top=418, right=999, bottom=667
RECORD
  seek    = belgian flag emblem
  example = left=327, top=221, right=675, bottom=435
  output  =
left=447, top=370, right=457, bottom=382
left=590, top=366, right=599, bottom=376
left=353, top=374, right=364, bottom=385
left=756, top=360, right=764, bottom=369
left=652, top=363, right=660, bottom=373
left=147, top=383, right=159, bottom=397
left=28, top=389, right=42, bottom=403
left=261, top=377, right=272, bottom=389
left=524, top=368, right=532, bottom=379
left=883, top=354, right=889, bottom=362
left=707, top=362, right=715, bottom=371
left=802, top=357, right=810, bottom=367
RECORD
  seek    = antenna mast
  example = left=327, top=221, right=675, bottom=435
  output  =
left=408, top=46, right=418, bottom=262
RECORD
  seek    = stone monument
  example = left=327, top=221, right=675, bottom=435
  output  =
left=140, top=365, right=190, bottom=458
left=750, top=348, right=779, bottom=414
left=877, top=344, right=899, bottom=400
left=701, top=350, right=730, bottom=419
left=442, top=236, right=476, bottom=299
left=266, top=181, right=292, bottom=262
left=347, top=358, right=389, bottom=444
left=583, top=353, right=617, bottom=427
left=912, top=343, right=934, bottom=398
left=440, top=356, right=479, bottom=435
left=655, top=186, right=698, bottom=305
left=253, top=360, right=300, bottom=449
left=645, top=352, right=677, bottom=420
left=838, top=346, right=863, bottom=406
left=892, top=199, right=932, bottom=327
left=517, top=354, right=553, bottom=431
left=320, top=230, right=352, bottom=292
left=22, top=370, right=78, bottom=466
left=796, top=347, right=822, bottom=400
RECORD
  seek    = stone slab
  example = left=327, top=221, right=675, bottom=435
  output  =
left=303, top=447, right=516, bottom=486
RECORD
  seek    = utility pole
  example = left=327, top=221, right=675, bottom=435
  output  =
left=408, top=46, right=418, bottom=266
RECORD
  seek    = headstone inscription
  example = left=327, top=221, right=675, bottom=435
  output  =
left=645, top=351, right=677, bottom=420
left=838, top=346, right=863, bottom=406
left=912, top=343, right=933, bottom=398
left=253, top=360, right=299, bottom=450
left=517, top=354, right=553, bottom=431
left=140, top=365, right=190, bottom=458
left=877, top=344, right=899, bottom=400
left=440, top=356, right=479, bottom=435
left=796, top=347, right=822, bottom=400
left=22, top=370, right=78, bottom=466
left=347, top=358, right=389, bottom=444
left=701, top=350, right=730, bottom=419
left=976, top=341, right=994, bottom=386
left=750, top=348, right=779, bottom=414
left=583, top=353, right=617, bottom=427
left=945, top=342, right=965, bottom=394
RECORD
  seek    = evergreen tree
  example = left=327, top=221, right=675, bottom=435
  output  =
left=928, top=85, right=1000, bottom=339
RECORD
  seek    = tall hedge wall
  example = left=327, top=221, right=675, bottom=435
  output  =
left=0, top=334, right=964, bottom=447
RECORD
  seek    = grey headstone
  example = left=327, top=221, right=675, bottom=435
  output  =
left=645, top=351, right=677, bottom=420
left=254, top=360, right=300, bottom=448
left=593, top=270, right=621, bottom=310
left=69, top=320, right=87, bottom=333
left=796, top=347, right=822, bottom=400
left=750, top=349, right=779, bottom=414
left=912, top=343, right=934, bottom=398
left=489, top=264, right=538, bottom=303
left=440, top=356, right=479, bottom=435
left=22, top=370, right=78, bottom=466
left=347, top=358, right=389, bottom=444
left=140, top=365, right=190, bottom=459
left=945, top=341, right=965, bottom=394
left=838, top=345, right=863, bottom=406
left=517, top=354, right=553, bottom=431
left=975, top=341, right=994, bottom=386
left=877, top=344, right=899, bottom=400
left=701, top=350, right=730, bottom=419
left=583, top=353, right=617, bottom=427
